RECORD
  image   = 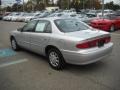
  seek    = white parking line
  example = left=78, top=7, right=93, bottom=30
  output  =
left=0, top=59, right=28, bottom=68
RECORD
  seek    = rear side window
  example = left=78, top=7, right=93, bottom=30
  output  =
left=35, top=20, right=52, bottom=33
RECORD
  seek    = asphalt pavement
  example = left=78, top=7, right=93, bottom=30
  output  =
left=0, top=21, right=120, bottom=90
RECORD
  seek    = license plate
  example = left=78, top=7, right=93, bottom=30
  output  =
left=98, top=40, right=105, bottom=47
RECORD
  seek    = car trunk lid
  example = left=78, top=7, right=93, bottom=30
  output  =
left=64, top=29, right=109, bottom=41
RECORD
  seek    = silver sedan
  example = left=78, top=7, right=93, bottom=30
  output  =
left=10, top=18, right=113, bottom=70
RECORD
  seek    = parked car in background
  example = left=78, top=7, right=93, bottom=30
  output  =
left=3, top=12, right=19, bottom=21
left=97, top=9, right=114, bottom=17
left=30, top=11, right=50, bottom=21
left=63, top=9, right=76, bottom=14
left=115, top=10, right=120, bottom=16
left=47, top=13, right=65, bottom=18
left=16, top=13, right=30, bottom=22
left=104, top=9, right=114, bottom=14
left=24, top=13, right=41, bottom=22
left=3, top=13, right=12, bottom=21
left=87, top=10, right=98, bottom=16
left=90, top=14, right=120, bottom=32
left=10, top=18, right=113, bottom=70
left=11, top=12, right=22, bottom=21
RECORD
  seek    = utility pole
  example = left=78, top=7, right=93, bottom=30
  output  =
left=0, top=0, right=1, bottom=13
left=83, top=0, right=85, bottom=9
left=68, top=0, right=70, bottom=9
left=43, top=0, right=46, bottom=8
left=60, top=0, right=62, bottom=9
left=23, top=0, right=24, bottom=12
left=102, top=0, right=104, bottom=17
left=17, top=3, right=18, bottom=12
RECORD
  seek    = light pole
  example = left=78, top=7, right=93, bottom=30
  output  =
left=43, top=0, right=46, bottom=7
left=23, top=0, right=24, bottom=12
left=102, top=0, right=104, bottom=17
left=0, top=0, right=1, bottom=13
left=83, top=0, right=85, bottom=9
left=68, top=0, right=70, bottom=9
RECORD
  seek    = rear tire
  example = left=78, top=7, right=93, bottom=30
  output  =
left=47, top=48, right=66, bottom=70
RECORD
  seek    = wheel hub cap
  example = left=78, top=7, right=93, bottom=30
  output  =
left=49, top=52, right=59, bottom=67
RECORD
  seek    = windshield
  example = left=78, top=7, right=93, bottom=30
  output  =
left=54, top=19, right=89, bottom=33
left=23, top=13, right=34, bottom=16
left=28, top=13, right=34, bottom=16
left=89, top=10, right=96, bottom=13
left=48, top=13, right=64, bottom=17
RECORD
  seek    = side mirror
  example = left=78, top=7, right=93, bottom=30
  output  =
left=17, top=27, right=22, bottom=32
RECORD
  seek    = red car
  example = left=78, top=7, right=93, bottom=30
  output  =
left=90, top=14, right=120, bottom=32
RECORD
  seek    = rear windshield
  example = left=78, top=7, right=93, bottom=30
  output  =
left=54, top=19, right=89, bottom=33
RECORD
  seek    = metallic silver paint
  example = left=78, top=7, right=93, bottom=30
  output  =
left=10, top=18, right=113, bottom=65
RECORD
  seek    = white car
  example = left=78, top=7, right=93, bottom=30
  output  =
left=11, top=13, right=22, bottom=21
left=24, top=13, right=41, bottom=22
left=97, top=9, right=114, bottom=17
left=47, top=13, right=65, bottom=18
left=3, top=12, right=19, bottom=21
left=31, top=12, right=50, bottom=20
left=3, top=13, right=12, bottom=21
left=62, top=10, right=76, bottom=14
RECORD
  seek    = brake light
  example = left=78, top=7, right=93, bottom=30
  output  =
left=76, top=36, right=111, bottom=49
left=76, top=40, right=97, bottom=49
left=76, top=42, right=89, bottom=49
left=105, top=36, right=111, bottom=43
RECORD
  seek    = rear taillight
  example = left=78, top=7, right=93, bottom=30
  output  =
left=76, top=40, right=97, bottom=49
left=104, top=36, right=111, bottom=43
left=76, top=36, right=111, bottom=49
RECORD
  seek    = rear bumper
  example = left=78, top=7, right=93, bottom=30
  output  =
left=62, top=43, right=113, bottom=65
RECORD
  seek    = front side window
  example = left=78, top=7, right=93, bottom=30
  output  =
left=54, top=19, right=89, bottom=33
left=22, top=20, right=38, bottom=32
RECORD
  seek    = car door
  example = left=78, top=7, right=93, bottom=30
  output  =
left=16, top=20, right=38, bottom=49
left=29, top=20, right=52, bottom=55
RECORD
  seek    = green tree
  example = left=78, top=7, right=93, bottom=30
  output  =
left=57, top=0, right=70, bottom=9
left=6, top=6, right=12, bottom=12
left=105, top=1, right=120, bottom=10
left=26, top=0, right=34, bottom=12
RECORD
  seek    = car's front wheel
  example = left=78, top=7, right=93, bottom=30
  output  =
left=11, top=38, right=20, bottom=51
left=47, top=48, right=66, bottom=70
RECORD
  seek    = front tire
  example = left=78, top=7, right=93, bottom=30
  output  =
left=47, top=48, right=66, bottom=70
left=11, top=38, right=20, bottom=51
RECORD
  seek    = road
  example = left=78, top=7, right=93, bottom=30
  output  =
left=0, top=21, right=120, bottom=90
